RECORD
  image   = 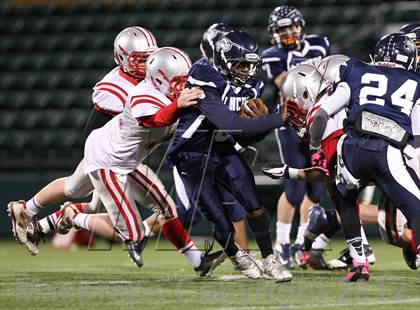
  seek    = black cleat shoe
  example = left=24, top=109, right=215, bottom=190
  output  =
left=127, top=237, right=148, bottom=268
left=307, top=249, right=331, bottom=270
left=195, top=250, right=227, bottom=277
left=402, top=247, right=418, bottom=270
left=329, top=245, right=375, bottom=269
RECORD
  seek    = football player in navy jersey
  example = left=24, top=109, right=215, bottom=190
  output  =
left=173, top=23, right=250, bottom=252
left=309, top=32, right=420, bottom=281
left=261, top=5, right=330, bottom=268
left=167, top=30, right=293, bottom=282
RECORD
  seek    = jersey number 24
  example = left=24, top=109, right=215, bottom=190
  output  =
left=359, top=73, right=418, bottom=116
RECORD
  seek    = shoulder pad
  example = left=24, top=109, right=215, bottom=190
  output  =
left=306, top=34, right=330, bottom=48
left=188, top=62, right=226, bottom=89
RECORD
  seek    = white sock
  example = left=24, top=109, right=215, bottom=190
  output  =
left=143, top=220, right=155, bottom=237
left=276, top=221, right=291, bottom=245
left=312, top=233, right=330, bottom=250
left=26, top=196, right=43, bottom=217
left=180, top=242, right=201, bottom=268
left=38, top=214, right=59, bottom=234
left=360, top=225, right=369, bottom=245
left=72, top=213, right=90, bottom=230
left=295, top=222, right=308, bottom=245
left=347, top=237, right=366, bottom=263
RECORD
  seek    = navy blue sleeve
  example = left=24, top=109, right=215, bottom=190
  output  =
left=198, top=96, right=283, bottom=134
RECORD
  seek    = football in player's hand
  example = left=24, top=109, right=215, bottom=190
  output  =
left=239, top=98, right=269, bottom=118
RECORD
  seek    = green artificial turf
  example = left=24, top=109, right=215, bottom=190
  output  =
left=0, top=238, right=419, bottom=309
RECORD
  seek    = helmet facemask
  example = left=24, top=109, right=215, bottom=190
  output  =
left=283, top=96, right=309, bottom=134
left=226, top=59, right=260, bottom=87
left=151, top=69, right=187, bottom=100
left=272, top=24, right=303, bottom=50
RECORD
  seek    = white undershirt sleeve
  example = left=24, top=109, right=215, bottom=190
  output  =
left=320, top=82, right=351, bottom=117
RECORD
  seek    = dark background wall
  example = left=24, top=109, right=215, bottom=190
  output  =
left=0, top=0, right=418, bottom=236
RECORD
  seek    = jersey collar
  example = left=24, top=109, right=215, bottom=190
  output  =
left=118, top=69, right=140, bottom=85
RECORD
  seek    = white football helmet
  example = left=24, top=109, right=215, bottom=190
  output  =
left=281, top=64, right=328, bottom=131
left=146, top=47, right=192, bottom=100
left=114, top=26, right=158, bottom=79
left=317, top=54, right=349, bottom=84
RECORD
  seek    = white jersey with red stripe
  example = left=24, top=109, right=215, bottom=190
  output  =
left=306, top=92, right=346, bottom=141
left=85, top=80, right=176, bottom=174
left=92, top=67, right=139, bottom=115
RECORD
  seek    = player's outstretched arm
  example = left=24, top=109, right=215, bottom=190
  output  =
left=262, top=163, right=329, bottom=182
left=199, top=96, right=285, bottom=135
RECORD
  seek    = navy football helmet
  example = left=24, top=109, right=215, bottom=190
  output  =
left=200, top=23, right=233, bottom=65
left=373, top=32, right=418, bottom=71
left=400, top=22, right=420, bottom=71
left=268, top=5, right=305, bottom=50
left=214, top=30, right=261, bottom=87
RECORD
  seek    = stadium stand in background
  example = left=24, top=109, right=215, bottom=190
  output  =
left=0, top=0, right=418, bottom=172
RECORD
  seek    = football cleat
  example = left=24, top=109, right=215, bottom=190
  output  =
left=329, top=245, right=375, bottom=269
left=7, top=200, right=31, bottom=245
left=291, top=243, right=308, bottom=269
left=307, top=249, right=331, bottom=270
left=343, top=260, right=369, bottom=282
left=195, top=250, right=227, bottom=277
left=262, top=254, right=293, bottom=282
left=275, top=243, right=293, bottom=269
left=56, top=202, right=80, bottom=234
left=127, top=238, right=148, bottom=268
left=230, top=250, right=262, bottom=279
left=25, top=219, right=41, bottom=255
left=402, top=247, right=419, bottom=270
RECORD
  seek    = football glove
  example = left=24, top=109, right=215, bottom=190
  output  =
left=261, top=162, right=290, bottom=179
left=310, top=148, right=330, bottom=176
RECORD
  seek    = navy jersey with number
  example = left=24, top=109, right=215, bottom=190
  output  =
left=336, top=58, right=420, bottom=135
left=262, top=34, right=330, bottom=82
left=167, top=58, right=267, bottom=162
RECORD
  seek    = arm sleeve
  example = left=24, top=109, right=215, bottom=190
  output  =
left=319, top=83, right=351, bottom=116
left=309, top=84, right=351, bottom=149
left=199, top=96, right=284, bottom=134
left=262, top=61, right=287, bottom=81
left=139, top=100, right=180, bottom=128
left=84, top=107, right=114, bottom=137
left=92, top=88, right=125, bottom=114
left=309, top=108, right=329, bottom=149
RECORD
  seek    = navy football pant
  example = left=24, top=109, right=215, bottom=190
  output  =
left=173, top=165, right=247, bottom=228
left=338, top=136, right=420, bottom=250
left=275, top=126, right=325, bottom=207
left=175, top=151, right=265, bottom=255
